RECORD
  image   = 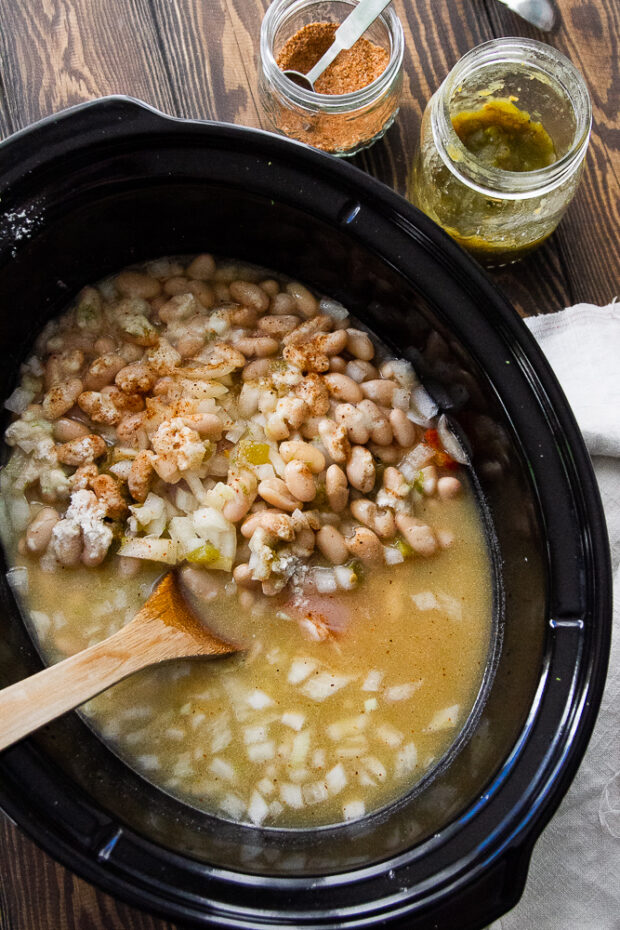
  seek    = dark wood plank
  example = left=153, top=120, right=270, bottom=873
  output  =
left=0, top=815, right=181, bottom=930
left=0, top=0, right=177, bottom=133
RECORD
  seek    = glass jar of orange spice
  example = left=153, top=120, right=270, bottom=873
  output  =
left=259, top=0, right=404, bottom=156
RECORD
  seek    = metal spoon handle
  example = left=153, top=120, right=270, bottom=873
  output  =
left=306, top=0, right=393, bottom=85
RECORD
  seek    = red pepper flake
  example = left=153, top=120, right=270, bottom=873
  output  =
left=423, top=428, right=458, bottom=470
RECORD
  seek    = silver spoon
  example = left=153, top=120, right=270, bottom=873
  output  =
left=283, top=0, right=394, bottom=92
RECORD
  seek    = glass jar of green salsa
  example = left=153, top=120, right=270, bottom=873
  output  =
left=408, top=39, right=592, bottom=266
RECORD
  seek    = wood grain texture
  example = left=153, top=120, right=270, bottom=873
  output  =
left=0, top=0, right=617, bottom=927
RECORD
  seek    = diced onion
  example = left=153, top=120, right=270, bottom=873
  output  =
left=361, top=669, right=383, bottom=692
left=118, top=537, right=178, bottom=564
left=375, top=723, right=403, bottom=747
left=425, top=704, right=460, bottom=732
left=319, top=297, right=349, bottom=322
left=247, top=689, right=274, bottom=709
left=303, top=781, right=329, bottom=805
left=209, top=757, right=236, bottom=783
left=395, top=742, right=418, bottom=778
left=343, top=800, right=365, bottom=821
left=301, top=672, right=351, bottom=702
left=437, top=414, right=469, bottom=465
left=247, top=741, right=275, bottom=763
left=409, top=384, right=438, bottom=424
left=248, top=790, right=269, bottom=825
left=281, top=711, right=306, bottom=731
left=325, top=763, right=347, bottom=795
left=280, top=782, right=304, bottom=809
left=385, top=682, right=422, bottom=702
left=384, top=546, right=404, bottom=566
left=288, top=657, right=317, bottom=685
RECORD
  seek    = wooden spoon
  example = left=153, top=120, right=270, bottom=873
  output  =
left=0, top=572, right=241, bottom=753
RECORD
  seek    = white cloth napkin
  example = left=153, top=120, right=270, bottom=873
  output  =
left=490, top=303, right=620, bottom=930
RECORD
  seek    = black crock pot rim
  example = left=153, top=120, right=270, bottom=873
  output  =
left=0, top=96, right=612, bottom=929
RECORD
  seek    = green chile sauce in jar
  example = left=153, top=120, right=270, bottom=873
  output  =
left=409, top=39, right=592, bottom=265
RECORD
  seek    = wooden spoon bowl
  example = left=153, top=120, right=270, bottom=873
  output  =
left=0, top=572, right=241, bottom=753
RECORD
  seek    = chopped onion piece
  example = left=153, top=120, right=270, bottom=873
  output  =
left=376, top=723, right=404, bottom=747
left=247, top=741, right=275, bottom=763
left=209, top=757, right=236, bottom=783
left=244, top=725, right=269, bottom=745
left=425, top=704, right=460, bottom=732
left=437, top=414, right=469, bottom=465
left=363, top=756, right=387, bottom=782
left=247, top=689, right=274, bottom=710
left=280, top=782, right=304, bottom=809
left=220, top=793, right=246, bottom=819
left=313, top=567, right=338, bottom=594
left=385, top=681, right=422, bottom=702
left=7, top=566, right=28, bottom=595
left=325, top=763, right=347, bottom=795
left=319, top=297, right=349, bottom=322
left=361, top=669, right=383, bottom=692
left=137, top=754, right=160, bottom=771
left=248, top=790, right=269, bottom=825
left=4, top=386, right=34, bottom=414
left=334, top=564, right=357, bottom=590
left=343, top=800, right=365, bottom=821
left=327, top=716, right=367, bottom=741
left=281, top=711, right=306, bottom=731
left=257, top=778, right=275, bottom=797
left=411, top=591, right=440, bottom=611
left=290, top=730, right=311, bottom=765
left=364, top=698, right=378, bottom=712
left=409, top=384, right=438, bottom=424
left=118, top=537, right=178, bottom=564
left=301, top=672, right=351, bottom=702
left=303, top=781, right=329, bottom=805
left=395, top=742, right=418, bottom=778
left=384, top=546, right=405, bottom=566
left=287, top=657, right=317, bottom=685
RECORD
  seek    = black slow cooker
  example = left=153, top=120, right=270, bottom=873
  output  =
left=0, top=97, right=611, bottom=929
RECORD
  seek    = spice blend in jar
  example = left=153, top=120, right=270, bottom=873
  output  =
left=259, top=0, right=404, bottom=157
left=276, top=22, right=389, bottom=94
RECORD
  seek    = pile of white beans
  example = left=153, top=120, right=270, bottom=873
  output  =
left=3, top=255, right=462, bottom=609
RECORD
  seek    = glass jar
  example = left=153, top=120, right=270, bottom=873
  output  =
left=259, top=0, right=404, bottom=157
left=408, top=39, right=592, bottom=265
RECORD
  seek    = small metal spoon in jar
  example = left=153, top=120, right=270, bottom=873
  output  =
left=283, top=0, right=394, bottom=92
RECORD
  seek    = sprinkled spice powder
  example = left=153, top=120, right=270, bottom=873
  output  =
left=276, top=22, right=389, bottom=94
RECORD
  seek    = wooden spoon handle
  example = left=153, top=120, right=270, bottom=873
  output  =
left=0, top=615, right=177, bottom=752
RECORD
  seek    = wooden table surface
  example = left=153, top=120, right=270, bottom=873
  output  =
left=0, top=0, right=617, bottom=927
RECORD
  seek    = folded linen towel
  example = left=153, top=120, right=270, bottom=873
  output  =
left=490, top=302, right=620, bottom=930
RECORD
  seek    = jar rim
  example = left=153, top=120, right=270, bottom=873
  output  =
left=432, top=38, right=592, bottom=199
left=260, top=0, right=404, bottom=112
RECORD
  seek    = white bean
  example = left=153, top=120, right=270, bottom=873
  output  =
left=42, top=378, right=83, bottom=420
left=350, top=499, right=396, bottom=540
left=346, top=329, right=375, bottom=361
left=318, top=419, right=350, bottom=464
left=335, top=403, right=370, bottom=444
left=360, top=379, right=398, bottom=406
left=324, top=373, right=363, bottom=404
left=437, top=476, right=462, bottom=499
left=284, top=460, right=316, bottom=502
left=187, top=253, right=216, bottom=280
left=233, top=563, right=261, bottom=589
left=346, top=446, right=375, bottom=493
left=229, top=280, right=270, bottom=313
left=223, top=471, right=258, bottom=522
left=346, top=527, right=383, bottom=564
left=25, top=507, right=59, bottom=554
left=358, top=399, right=392, bottom=446
left=395, top=514, right=437, bottom=556
left=326, top=464, right=349, bottom=512
left=235, top=336, right=279, bottom=357
left=53, top=418, right=90, bottom=442
left=286, top=282, right=318, bottom=319
left=279, top=440, right=325, bottom=474
left=316, top=525, right=349, bottom=564
left=258, top=477, right=299, bottom=512
left=390, top=408, right=417, bottom=447
left=345, top=359, right=378, bottom=383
